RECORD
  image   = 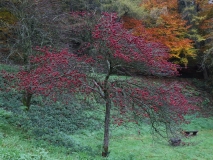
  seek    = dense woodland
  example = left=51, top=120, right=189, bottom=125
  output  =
left=0, top=0, right=213, bottom=159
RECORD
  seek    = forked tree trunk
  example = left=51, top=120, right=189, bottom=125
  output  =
left=102, top=94, right=111, bottom=157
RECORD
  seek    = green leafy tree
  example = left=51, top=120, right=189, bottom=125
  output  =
left=101, top=0, right=147, bottom=18
left=0, top=8, right=17, bottom=61
left=178, top=0, right=213, bottom=79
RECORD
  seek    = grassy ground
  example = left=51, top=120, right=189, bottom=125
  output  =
left=69, top=117, right=213, bottom=160
left=1, top=116, right=213, bottom=160
left=0, top=120, right=69, bottom=160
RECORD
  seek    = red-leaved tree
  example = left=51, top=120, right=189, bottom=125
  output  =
left=2, top=12, right=198, bottom=157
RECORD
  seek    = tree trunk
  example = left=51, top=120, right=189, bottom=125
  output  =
left=22, top=92, right=32, bottom=111
left=203, top=66, right=209, bottom=80
left=102, top=59, right=112, bottom=157
left=102, top=95, right=111, bottom=157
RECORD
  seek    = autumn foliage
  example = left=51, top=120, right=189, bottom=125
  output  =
left=123, top=0, right=195, bottom=66
left=2, top=12, right=199, bottom=156
left=93, top=12, right=180, bottom=76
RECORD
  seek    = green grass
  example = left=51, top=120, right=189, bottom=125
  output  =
left=0, top=123, right=68, bottom=160
left=68, top=119, right=213, bottom=160
left=1, top=109, right=213, bottom=160
left=0, top=64, right=19, bottom=72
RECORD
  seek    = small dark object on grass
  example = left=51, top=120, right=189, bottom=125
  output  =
left=169, top=138, right=181, bottom=146
left=102, top=151, right=110, bottom=157
left=184, top=131, right=198, bottom=136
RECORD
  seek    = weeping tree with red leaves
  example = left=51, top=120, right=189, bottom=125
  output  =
left=2, top=12, right=199, bottom=157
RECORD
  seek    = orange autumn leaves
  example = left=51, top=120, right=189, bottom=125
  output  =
left=123, top=0, right=195, bottom=66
